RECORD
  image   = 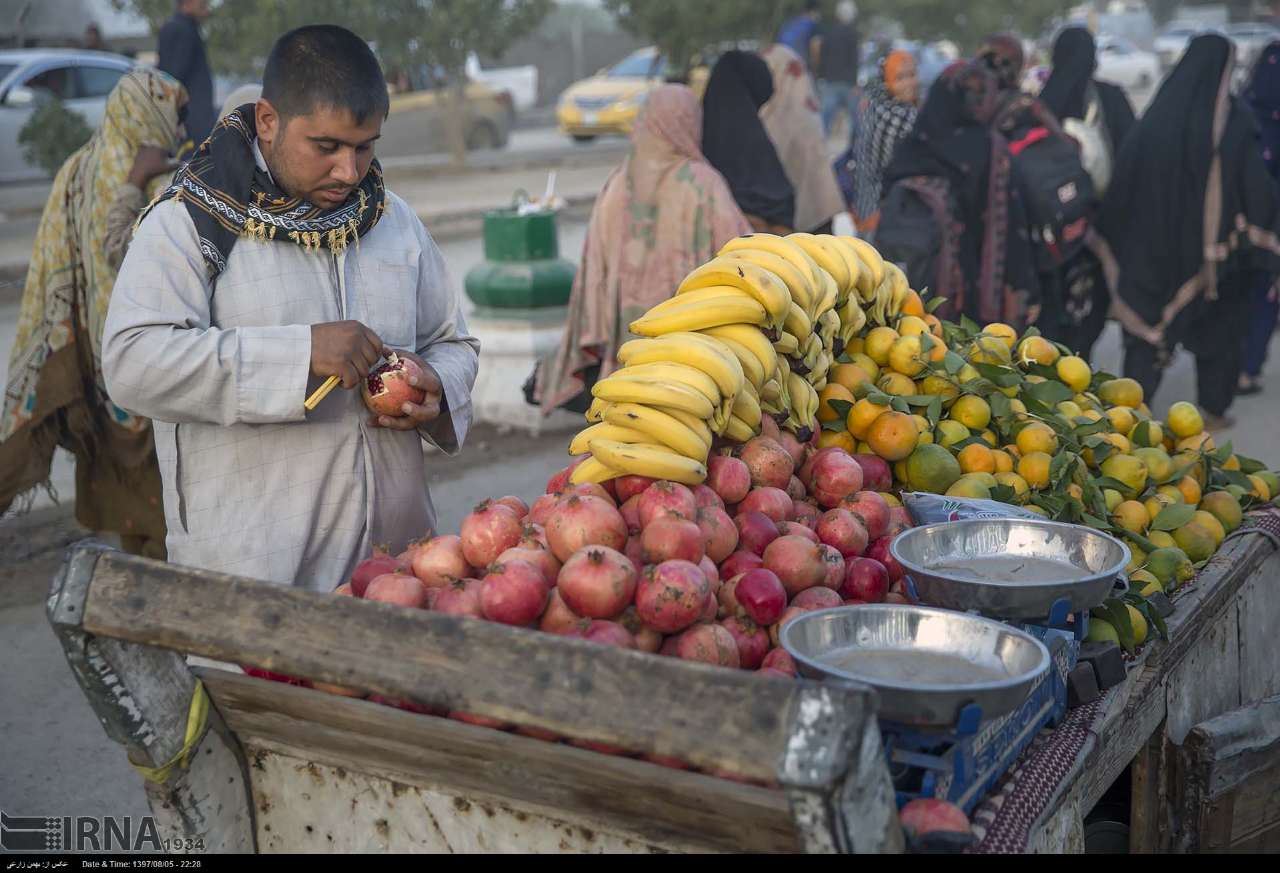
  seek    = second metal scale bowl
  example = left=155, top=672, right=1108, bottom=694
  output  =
left=889, top=518, right=1131, bottom=621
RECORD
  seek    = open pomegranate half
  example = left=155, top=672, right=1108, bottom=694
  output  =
left=362, top=352, right=427, bottom=417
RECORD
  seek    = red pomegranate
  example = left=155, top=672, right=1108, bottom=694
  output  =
left=528, top=493, right=559, bottom=526
left=545, top=495, right=628, bottom=562
left=739, top=486, right=794, bottom=523
left=673, top=623, right=740, bottom=668
left=364, top=572, right=428, bottom=608
left=867, top=536, right=906, bottom=583
left=738, top=436, right=795, bottom=489
left=616, top=606, right=664, bottom=653
left=769, top=605, right=810, bottom=648
left=581, top=619, right=636, bottom=649
left=556, top=546, right=637, bottom=619
left=734, top=510, right=781, bottom=556
left=495, top=495, right=529, bottom=518
left=777, top=521, right=820, bottom=543
left=480, top=560, right=549, bottom=626
left=720, top=550, right=764, bottom=580
left=850, top=454, right=894, bottom=492
left=842, top=557, right=890, bottom=603
left=635, top=560, right=709, bottom=634
left=517, top=524, right=550, bottom=551
left=349, top=549, right=400, bottom=597
left=818, top=544, right=846, bottom=590
left=545, top=459, right=585, bottom=495
left=762, top=535, right=828, bottom=597
left=839, top=491, right=891, bottom=540
left=719, top=616, right=770, bottom=669
left=734, top=568, right=788, bottom=626
left=693, top=483, right=725, bottom=510
left=539, top=588, right=583, bottom=634
left=361, top=352, right=427, bottom=417
left=899, top=799, right=971, bottom=840
left=792, top=587, right=842, bottom=611
left=614, top=475, right=656, bottom=503
left=706, top=455, right=752, bottom=504
left=776, top=431, right=809, bottom=470
left=460, top=500, right=524, bottom=569
left=695, top=506, right=739, bottom=562
left=333, top=582, right=355, bottom=597
left=816, top=508, right=870, bottom=558
left=497, top=546, right=559, bottom=590
left=410, top=535, right=473, bottom=588
left=810, top=451, right=865, bottom=508
left=791, top=500, right=822, bottom=529
left=786, top=475, right=808, bottom=503
left=618, top=495, right=643, bottom=534
left=641, top=516, right=706, bottom=564
left=761, top=647, right=797, bottom=675
left=433, top=577, right=484, bottom=618
left=637, top=481, right=697, bottom=527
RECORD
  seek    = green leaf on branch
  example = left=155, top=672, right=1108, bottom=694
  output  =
left=990, top=484, right=1017, bottom=504
left=890, top=396, right=911, bottom=413
left=821, top=420, right=846, bottom=433
left=943, top=351, right=967, bottom=375
left=927, top=396, right=943, bottom=425
left=926, top=295, right=947, bottom=313
left=960, top=314, right=981, bottom=336
left=904, top=395, right=937, bottom=407
left=1238, top=454, right=1266, bottom=475
left=989, top=392, right=1013, bottom=421
left=1026, top=380, right=1074, bottom=407
left=1131, top=420, right=1152, bottom=449
left=828, top=399, right=855, bottom=420
left=1151, top=503, right=1197, bottom=531
left=866, top=391, right=893, bottom=407
left=972, top=362, right=1022, bottom=388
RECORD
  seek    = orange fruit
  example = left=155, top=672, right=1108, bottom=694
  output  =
left=957, top=443, right=996, bottom=474
left=829, top=363, right=873, bottom=395
left=817, top=429, right=856, bottom=451
left=866, top=411, right=921, bottom=462
left=817, top=383, right=856, bottom=423
left=923, top=314, right=944, bottom=337
left=847, top=398, right=890, bottom=440
left=1018, top=451, right=1053, bottom=489
left=1016, top=422, right=1058, bottom=456
left=1176, top=475, right=1203, bottom=507
left=901, top=290, right=926, bottom=318
left=983, top=322, right=1018, bottom=349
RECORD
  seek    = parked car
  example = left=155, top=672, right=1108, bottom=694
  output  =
left=1154, top=21, right=1201, bottom=70
left=466, top=53, right=537, bottom=113
left=0, top=49, right=133, bottom=183
left=1096, top=35, right=1161, bottom=91
left=557, top=47, right=672, bottom=142
left=378, top=74, right=513, bottom=156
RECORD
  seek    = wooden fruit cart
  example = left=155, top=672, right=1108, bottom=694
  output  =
left=47, top=544, right=902, bottom=854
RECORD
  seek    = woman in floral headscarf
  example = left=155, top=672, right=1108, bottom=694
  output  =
left=0, top=69, right=187, bottom=557
left=536, top=84, right=749, bottom=413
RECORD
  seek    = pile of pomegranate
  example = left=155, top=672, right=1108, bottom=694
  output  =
left=248, top=433, right=917, bottom=767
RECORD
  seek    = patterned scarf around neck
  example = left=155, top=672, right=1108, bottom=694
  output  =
left=144, top=104, right=386, bottom=275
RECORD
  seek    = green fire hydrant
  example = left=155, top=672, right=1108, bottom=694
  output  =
left=464, top=197, right=576, bottom=309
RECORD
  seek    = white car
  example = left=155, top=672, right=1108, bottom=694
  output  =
left=0, top=49, right=134, bottom=183
left=1226, top=22, right=1280, bottom=72
left=1096, top=35, right=1160, bottom=91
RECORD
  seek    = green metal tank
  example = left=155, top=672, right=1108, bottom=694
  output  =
left=464, top=204, right=576, bottom=309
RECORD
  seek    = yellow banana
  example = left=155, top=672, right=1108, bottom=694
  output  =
left=659, top=406, right=715, bottom=449
left=588, top=439, right=707, bottom=486
left=629, top=294, right=768, bottom=336
left=885, top=262, right=910, bottom=317
left=842, top=236, right=886, bottom=300
left=814, top=268, right=839, bottom=318
left=819, top=233, right=862, bottom=301
left=784, top=301, right=813, bottom=339
left=603, top=402, right=710, bottom=461
left=723, top=415, right=757, bottom=443
left=720, top=248, right=816, bottom=316
left=640, top=285, right=764, bottom=322
left=569, top=422, right=654, bottom=456
left=839, top=296, right=867, bottom=337
left=812, top=375, right=828, bottom=392
left=592, top=376, right=715, bottom=419
left=719, top=233, right=820, bottom=293
left=617, top=333, right=744, bottom=399
left=570, top=454, right=623, bottom=485
left=700, top=324, right=778, bottom=387
left=676, top=258, right=790, bottom=328
left=586, top=398, right=608, bottom=423
left=773, top=331, right=800, bottom=357
left=704, top=333, right=765, bottom=389
left=761, top=379, right=784, bottom=406
left=732, top=385, right=762, bottom=428
left=789, top=233, right=851, bottom=298
left=613, top=361, right=721, bottom=406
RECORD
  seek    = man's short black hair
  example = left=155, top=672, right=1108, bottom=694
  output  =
left=262, top=25, right=389, bottom=125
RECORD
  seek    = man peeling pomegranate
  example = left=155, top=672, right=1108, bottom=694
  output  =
left=102, top=26, right=479, bottom=592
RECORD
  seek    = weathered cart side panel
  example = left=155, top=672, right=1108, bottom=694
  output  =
left=49, top=544, right=903, bottom=854
left=1028, top=531, right=1280, bottom=852
left=46, top=543, right=256, bottom=854
left=1177, top=695, right=1280, bottom=852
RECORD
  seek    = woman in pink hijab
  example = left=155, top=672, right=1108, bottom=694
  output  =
left=536, top=84, right=750, bottom=413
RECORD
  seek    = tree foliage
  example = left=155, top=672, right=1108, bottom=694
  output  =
left=18, top=98, right=93, bottom=176
left=858, top=0, right=1071, bottom=51
left=113, top=0, right=552, bottom=76
left=601, top=0, right=800, bottom=71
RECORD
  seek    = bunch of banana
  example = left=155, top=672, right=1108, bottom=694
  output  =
left=568, top=331, right=748, bottom=485
left=865, top=261, right=911, bottom=327
left=785, top=370, right=820, bottom=434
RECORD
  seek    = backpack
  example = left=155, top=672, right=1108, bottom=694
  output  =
left=1062, top=85, right=1113, bottom=196
left=875, top=176, right=956, bottom=300
left=1005, top=122, right=1096, bottom=273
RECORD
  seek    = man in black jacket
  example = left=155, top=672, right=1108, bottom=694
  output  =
left=158, top=0, right=214, bottom=146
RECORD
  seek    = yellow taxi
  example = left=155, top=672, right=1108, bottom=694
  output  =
left=557, top=47, right=712, bottom=142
